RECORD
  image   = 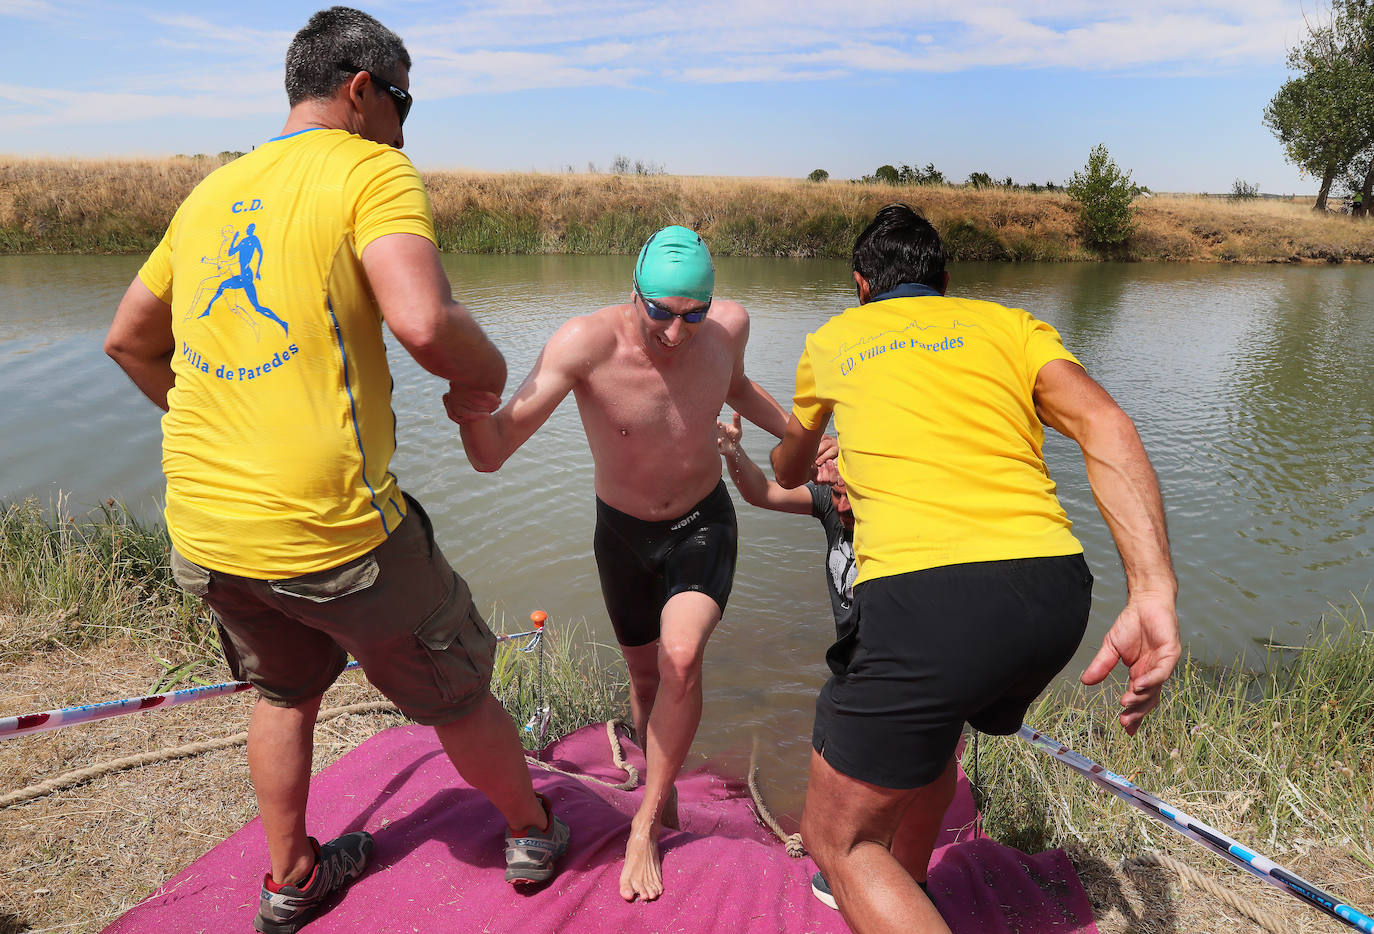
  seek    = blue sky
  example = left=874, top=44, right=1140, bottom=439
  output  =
left=0, top=1, right=1324, bottom=193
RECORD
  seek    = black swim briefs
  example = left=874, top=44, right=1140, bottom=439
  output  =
left=813, top=553, right=1093, bottom=789
left=593, top=480, right=738, bottom=647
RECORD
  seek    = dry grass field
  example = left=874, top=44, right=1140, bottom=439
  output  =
left=2, top=634, right=1368, bottom=933
left=3, top=156, right=1372, bottom=262
left=2, top=502, right=1374, bottom=934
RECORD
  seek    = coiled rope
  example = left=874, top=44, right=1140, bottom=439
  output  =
left=1, top=706, right=645, bottom=808
left=525, top=718, right=639, bottom=791
left=746, top=735, right=806, bottom=858
left=1125, top=850, right=1299, bottom=934
left=8, top=707, right=1287, bottom=934
left=0, top=699, right=397, bottom=809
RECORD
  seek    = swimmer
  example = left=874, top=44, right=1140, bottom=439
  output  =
left=451, top=226, right=831, bottom=902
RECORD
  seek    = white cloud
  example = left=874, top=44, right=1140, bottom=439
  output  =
left=0, top=0, right=60, bottom=18
left=12, top=1, right=1309, bottom=132
left=393, top=0, right=1306, bottom=96
left=0, top=83, right=278, bottom=129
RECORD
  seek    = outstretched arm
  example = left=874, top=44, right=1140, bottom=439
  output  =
left=1035, top=358, right=1180, bottom=735
left=727, top=373, right=790, bottom=440
left=720, top=307, right=788, bottom=438
left=362, top=232, right=506, bottom=398
left=455, top=318, right=588, bottom=472
left=718, top=413, right=814, bottom=513
left=105, top=277, right=175, bottom=411
left=770, top=412, right=830, bottom=489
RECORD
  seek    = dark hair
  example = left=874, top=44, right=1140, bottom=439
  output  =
left=851, top=203, right=946, bottom=296
left=285, top=6, right=411, bottom=106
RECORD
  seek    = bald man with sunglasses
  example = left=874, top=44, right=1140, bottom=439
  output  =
left=451, top=226, right=827, bottom=903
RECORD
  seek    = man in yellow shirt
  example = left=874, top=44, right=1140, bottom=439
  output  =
left=771, top=204, right=1180, bottom=934
left=105, top=9, right=567, bottom=932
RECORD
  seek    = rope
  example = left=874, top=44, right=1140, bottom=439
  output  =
left=1, top=700, right=398, bottom=809
left=524, top=718, right=639, bottom=791
left=746, top=736, right=806, bottom=858
left=1125, top=850, right=1301, bottom=934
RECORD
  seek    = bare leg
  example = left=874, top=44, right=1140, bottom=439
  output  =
left=620, top=641, right=660, bottom=758
left=433, top=691, right=546, bottom=832
left=619, top=591, right=719, bottom=902
left=801, top=750, right=953, bottom=934
left=620, top=641, right=679, bottom=831
left=248, top=695, right=322, bottom=886
left=890, top=755, right=957, bottom=884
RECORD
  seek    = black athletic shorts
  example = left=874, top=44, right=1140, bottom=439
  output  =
left=593, top=480, right=738, bottom=647
left=813, top=553, right=1093, bottom=789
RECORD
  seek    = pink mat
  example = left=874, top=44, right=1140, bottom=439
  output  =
left=105, top=724, right=1097, bottom=933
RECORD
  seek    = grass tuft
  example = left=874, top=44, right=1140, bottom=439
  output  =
left=0, top=497, right=209, bottom=662
left=971, top=597, right=1374, bottom=870
left=0, top=496, right=627, bottom=738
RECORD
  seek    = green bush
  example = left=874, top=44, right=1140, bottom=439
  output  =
left=1067, top=144, right=1140, bottom=249
left=1230, top=179, right=1262, bottom=200
left=807, top=168, right=830, bottom=183
left=873, top=164, right=900, bottom=185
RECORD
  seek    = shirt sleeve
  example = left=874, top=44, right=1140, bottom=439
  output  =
left=791, top=336, right=831, bottom=430
left=807, top=481, right=829, bottom=520
left=1023, top=314, right=1082, bottom=383
left=136, top=205, right=181, bottom=303
left=348, top=148, right=437, bottom=254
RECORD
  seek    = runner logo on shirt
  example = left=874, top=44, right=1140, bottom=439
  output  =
left=191, top=222, right=290, bottom=336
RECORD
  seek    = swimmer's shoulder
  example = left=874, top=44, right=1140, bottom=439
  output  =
left=543, top=304, right=625, bottom=370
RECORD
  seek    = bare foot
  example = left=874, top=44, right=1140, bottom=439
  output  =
left=661, top=784, right=680, bottom=831
left=619, top=814, right=664, bottom=902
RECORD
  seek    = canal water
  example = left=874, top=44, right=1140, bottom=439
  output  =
left=2, top=254, right=1371, bottom=817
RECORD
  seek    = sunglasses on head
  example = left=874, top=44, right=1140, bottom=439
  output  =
left=635, top=289, right=710, bottom=324
left=340, top=63, right=412, bottom=126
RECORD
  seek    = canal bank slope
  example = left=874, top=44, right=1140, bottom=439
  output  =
left=2, top=499, right=1372, bottom=933
left=3, top=156, right=1373, bottom=263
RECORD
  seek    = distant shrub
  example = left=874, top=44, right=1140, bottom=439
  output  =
left=858, top=162, right=945, bottom=186
left=1230, top=179, right=1261, bottom=200
left=607, top=155, right=664, bottom=176
left=1067, top=144, right=1141, bottom=249
left=807, top=168, right=830, bottom=183
left=968, top=171, right=993, bottom=190
left=873, top=164, right=900, bottom=185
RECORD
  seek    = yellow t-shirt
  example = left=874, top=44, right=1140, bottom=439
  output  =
left=138, top=128, right=436, bottom=578
left=792, top=290, right=1084, bottom=585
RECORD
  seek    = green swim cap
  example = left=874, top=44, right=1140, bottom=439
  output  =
left=633, top=225, right=714, bottom=303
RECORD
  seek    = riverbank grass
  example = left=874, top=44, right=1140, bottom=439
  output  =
left=4, top=157, right=1373, bottom=262
left=0, top=496, right=625, bottom=738
left=3, top=498, right=1372, bottom=932
left=970, top=598, right=1374, bottom=930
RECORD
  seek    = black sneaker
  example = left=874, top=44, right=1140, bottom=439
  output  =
left=504, top=793, right=570, bottom=884
left=811, top=871, right=838, bottom=910
left=254, top=831, right=374, bottom=934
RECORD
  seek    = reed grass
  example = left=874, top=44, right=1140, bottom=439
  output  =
left=0, top=496, right=626, bottom=740
left=4, top=156, right=1373, bottom=262
left=3, top=495, right=1372, bottom=929
left=970, top=597, right=1374, bottom=872
left=0, top=496, right=207, bottom=663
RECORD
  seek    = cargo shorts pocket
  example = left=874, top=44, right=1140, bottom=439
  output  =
left=413, top=574, right=497, bottom=704
left=169, top=548, right=212, bottom=597
left=269, top=554, right=379, bottom=603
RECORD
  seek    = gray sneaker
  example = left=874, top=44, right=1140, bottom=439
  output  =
left=254, top=831, right=373, bottom=933
left=811, top=871, right=838, bottom=910
left=504, top=793, right=570, bottom=884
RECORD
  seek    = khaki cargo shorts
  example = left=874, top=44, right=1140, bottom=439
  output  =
left=169, top=495, right=497, bottom=725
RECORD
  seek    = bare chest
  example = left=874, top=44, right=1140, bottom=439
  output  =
left=579, top=346, right=733, bottom=441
